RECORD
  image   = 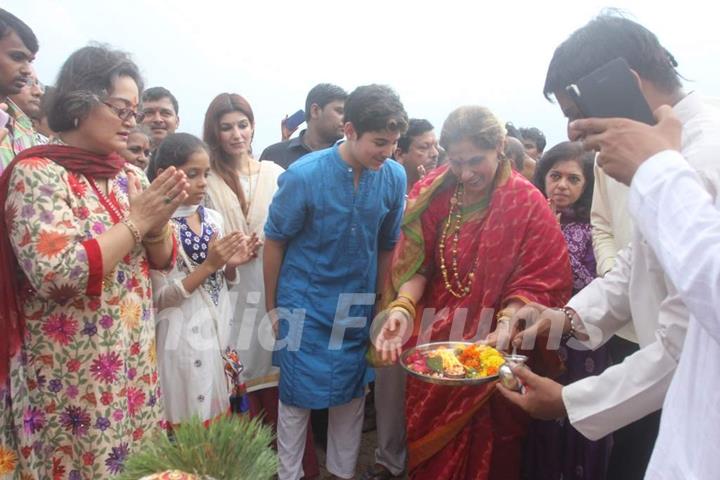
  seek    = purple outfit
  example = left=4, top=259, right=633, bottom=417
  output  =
left=524, top=209, right=611, bottom=480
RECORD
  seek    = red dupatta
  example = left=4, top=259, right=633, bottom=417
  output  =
left=0, top=145, right=125, bottom=384
left=391, top=161, right=573, bottom=479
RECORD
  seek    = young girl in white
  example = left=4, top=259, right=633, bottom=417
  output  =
left=148, top=133, right=256, bottom=424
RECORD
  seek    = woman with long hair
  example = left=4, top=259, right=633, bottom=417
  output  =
left=202, top=93, right=318, bottom=476
left=203, top=92, right=278, bottom=402
left=0, top=45, right=188, bottom=478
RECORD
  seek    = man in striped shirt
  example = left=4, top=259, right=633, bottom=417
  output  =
left=0, top=9, right=38, bottom=173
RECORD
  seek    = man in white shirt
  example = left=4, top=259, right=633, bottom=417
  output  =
left=494, top=14, right=720, bottom=479
left=509, top=107, right=720, bottom=479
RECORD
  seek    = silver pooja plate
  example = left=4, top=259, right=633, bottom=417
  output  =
left=400, top=341, right=501, bottom=386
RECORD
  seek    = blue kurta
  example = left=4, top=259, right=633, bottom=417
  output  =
left=265, top=145, right=406, bottom=409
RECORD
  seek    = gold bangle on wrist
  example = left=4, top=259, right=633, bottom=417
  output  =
left=143, top=223, right=170, bottom=245
left=121, top=218, right=142, bottom=245
left=387, top=297, right=416, bottom=323
left=390, top=306, right=412, bottom=322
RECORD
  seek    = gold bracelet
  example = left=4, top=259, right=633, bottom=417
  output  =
left=142, top=223, right=170, bottom=245
left=397, top=293, right=416, bottom=308
left=387, top=297, right=416, bottom=321
left=389, top=306, right=412, bottom=322
left=120, top=218, right=142, bottom=245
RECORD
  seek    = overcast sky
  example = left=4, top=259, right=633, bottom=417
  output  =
left=8, top=0, right=720, bottom=154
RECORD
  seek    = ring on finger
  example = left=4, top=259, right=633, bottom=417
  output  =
left=164, top=195, right=173, bottom=204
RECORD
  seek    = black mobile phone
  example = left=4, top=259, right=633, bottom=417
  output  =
left=284, top=109, right=305, bottom=131
left=565, top=57, right=656, bottom=125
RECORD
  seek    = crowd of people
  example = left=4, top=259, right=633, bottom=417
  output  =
left=0, top=7, right=718, bottom=480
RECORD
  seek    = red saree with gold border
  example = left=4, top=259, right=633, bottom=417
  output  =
left=389, top=163, right=572, bottom=479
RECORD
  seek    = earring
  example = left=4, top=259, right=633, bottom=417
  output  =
left=73, top=118, right=79, bottom=128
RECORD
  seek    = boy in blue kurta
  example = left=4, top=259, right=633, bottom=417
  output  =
left=264, top=84, right=408, bottom=480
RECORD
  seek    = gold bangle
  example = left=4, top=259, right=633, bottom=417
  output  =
left=142, top=223, right=170, bottom=245
left=121, top=218, right=142, bottom=245
left=387, top=298, right=416, bottom=323
left=389, top=306, right=412, bottom=322
left=397, top=293, right=416, bottom=308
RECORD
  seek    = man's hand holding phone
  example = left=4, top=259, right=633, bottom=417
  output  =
left=570, top=105, right=682, bottom=185
left=280, top=109, right=305, bottom=141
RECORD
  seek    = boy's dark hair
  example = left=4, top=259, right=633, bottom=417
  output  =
left=533, top=141, right=595, bottom=221
left=519, top=127, right=547, bottom=152
left=343, top=84, right=408, bottom=138
left=142, top=86, right=179, bottom=114
left=305, top=83, right=347, bottom=121
left=147, top=133, right=208, bottom=182
left=0, top=9, right=38, bottom=54
left=397, top=118, right=434, bottom=153
left=544, top=13, right=681, bottom=100
left=48, top=45, right=143, bottom=132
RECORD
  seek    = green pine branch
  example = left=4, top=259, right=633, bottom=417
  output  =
left=119, top=415, right=278, bottom=480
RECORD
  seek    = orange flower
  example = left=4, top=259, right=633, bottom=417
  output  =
left=0, top=445, right=17, bottom=474
left=19, top=156, right=49, bottom=170
left=120, top=296, right=142, bottom=330
left=36, top=230, right=69, bottom=258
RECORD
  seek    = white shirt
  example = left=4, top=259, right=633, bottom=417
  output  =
left=561, top=92, right=720, bottom=440
left=590, top=166, right=638, bottom=342
left=630, top=151, right=720, bottom=480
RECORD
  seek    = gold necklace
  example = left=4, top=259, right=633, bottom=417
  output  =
left=438, top=183, right=480, bottom=298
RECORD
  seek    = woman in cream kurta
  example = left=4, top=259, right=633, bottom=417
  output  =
left=206, top=162, right=282, bottom=393
left=202, top=93, right=283, bottom=397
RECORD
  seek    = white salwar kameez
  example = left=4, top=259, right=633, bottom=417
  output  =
left=152, top=206, right=234, bottom=424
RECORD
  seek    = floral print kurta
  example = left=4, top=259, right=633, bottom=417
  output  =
left=0, top=156, right=166, bottom=479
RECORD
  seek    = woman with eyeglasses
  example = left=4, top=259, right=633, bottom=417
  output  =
left=119, top=124, right=152, bottom=170
left=0, top=45, right=189, bottom=478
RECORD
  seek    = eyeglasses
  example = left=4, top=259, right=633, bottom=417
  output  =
left=128, top=146, right=152, bottom=157
left=24, top=77, right=45, bottom=93
left=102, top=101, right=142, bottom=122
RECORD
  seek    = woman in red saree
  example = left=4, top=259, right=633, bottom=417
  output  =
left=376, top=106, right=572, bottom=479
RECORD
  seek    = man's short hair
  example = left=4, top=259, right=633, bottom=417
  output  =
left=0, top=9, right=38, bottom=54
left=519, top=127, right=546, bottom=152
left=142, top=86, right=179, bottom=114
left=397, top=118, right=434, bottom=153
left=343, top=84, right=408, bottom=138
left=305, top=83, right=347, bottom=121
left=543, top=12, right=681, bottom=100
